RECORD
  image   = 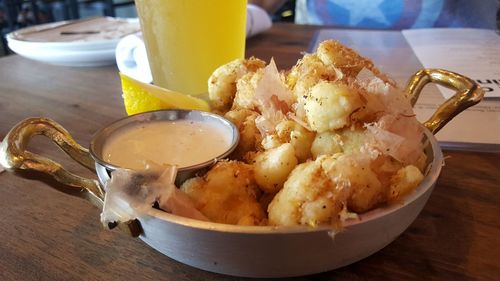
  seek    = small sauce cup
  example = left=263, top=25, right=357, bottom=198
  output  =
left=90, top=109, right=239, bottom=186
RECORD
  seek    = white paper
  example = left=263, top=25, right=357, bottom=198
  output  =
left=402, top=28, right=500, bottom=99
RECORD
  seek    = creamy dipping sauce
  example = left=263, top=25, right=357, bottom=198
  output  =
left=102, top=120, right=232, bottom=170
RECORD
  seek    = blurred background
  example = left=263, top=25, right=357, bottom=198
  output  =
left=0, top=0, right=136, bottom=55
left=2, top=0, right=500, bottom=57
left=0, top=0, right=296, bottom=57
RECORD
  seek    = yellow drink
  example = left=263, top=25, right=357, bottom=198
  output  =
left=135, top=0, right=247, bottom=96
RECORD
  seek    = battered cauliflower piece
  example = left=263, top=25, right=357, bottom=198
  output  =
left=208, top=58, right=266, bottom=113
left=310, top=131, right=343, bottom=158
left=316, top=40, right=370, bottom=78
left=303, top=81, right=364, bottom=132
left=261, top=120, right=294, bottom=150
left=311, top=127, right=373, bottom=159
left=261, top=119, right=315, bottom=162
left=268, top=158, right=345, bottom=227
left=322, top=154, right=385, bottom=213
left=180, top=161, right=265, bottom=226
left=288, top=122, right=315, bottom=162
left=224, top=108, right=256, bottom=127
left=387, top=165, right=424, bottom=203
left=253, top=143, right=298, bottom=194
left=339, top=127, right=371, bottom=154
left=233, top=69, right=264, bottom=110
left=370, top=155, right=405, bottom=187
left=316, top=40, right=393, bottom=84
left=224, top=109, right=262, bottom=160
left=267, top=151, right=422, bottom=227
left=287, top=53, right=341, bottom=100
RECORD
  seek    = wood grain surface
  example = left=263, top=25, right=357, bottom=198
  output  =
left=0, top=23, right=499, bottom=281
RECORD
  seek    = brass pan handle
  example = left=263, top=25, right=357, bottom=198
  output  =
left=405, top=68, right=484, bottom=134
left=0, top=118, right=104, bottom=206
left=0, top=118, right=141, bottom=237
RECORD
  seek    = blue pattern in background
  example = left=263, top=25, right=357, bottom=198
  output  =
left=296, top=0, right=499, bottom=29
left=379, top=0, right=404, bottom=27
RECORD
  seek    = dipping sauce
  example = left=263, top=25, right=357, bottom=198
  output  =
left=102, top=120, right=232, bottom=170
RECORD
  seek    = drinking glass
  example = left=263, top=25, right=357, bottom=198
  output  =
left=135, top=0, right=247, bottom=96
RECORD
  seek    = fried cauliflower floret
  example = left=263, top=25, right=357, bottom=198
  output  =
left=316, top=40, right=372, bottom=78
left=224, top=109, right=262, bottom=160
left=311, top=131, right=343, bottom=158
left=253, top=143, right=298, bottom=194
left=311, top=127, right=373, bottom=159
left=232, top=69, right=264, bottom=110
left=287, top=53, right=341, bottom=99
left=262, top=119, right=315, bottom=162
left=340, top=128, right=371, bottom=154
left=261, top=134, right=281, bottom=150
left=180, top=161, right=265, bottom=226
left=208, top=58, right=266, bottom=113
left=261, top=120, right=294, bottom=150
left=268, top=158, right=345, bottom=227
left=370, top=155, right=405, bottom=187
left=316, top=40, right=395, bottom=85
left=322, top=154, right=385, bottom=213
left=224, top=108, right=256, bottom=126
left=387, top=165, right=424, bottom=203
left=288, top=122, right=315, bottom=162
left=303, top=81, right=364, bottom=132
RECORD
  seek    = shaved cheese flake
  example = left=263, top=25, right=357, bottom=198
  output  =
left=255, top=109, right=286, bottom=136
left=287, top=112, right=312, bottom=131
left=255, top=58, right=294, bottom=110
left=366, top=122, right=405, bottom=161
left=101, top=164, right=207, bottom=227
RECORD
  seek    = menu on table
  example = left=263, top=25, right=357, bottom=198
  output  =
left=310, top=28, right=500, bottom=152
left=402, top=28, right=500, bottom=99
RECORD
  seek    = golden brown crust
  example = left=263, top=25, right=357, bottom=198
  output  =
left=185, top=40, right=425, bottom=227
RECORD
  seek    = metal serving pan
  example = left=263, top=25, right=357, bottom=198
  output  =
left=0, top=69, right=483, bottom=278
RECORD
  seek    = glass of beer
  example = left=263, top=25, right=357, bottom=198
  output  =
left=134, top=0, right=247, bottom=96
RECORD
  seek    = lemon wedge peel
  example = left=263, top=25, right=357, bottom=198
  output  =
left=119, top=73, right=211, bottom=115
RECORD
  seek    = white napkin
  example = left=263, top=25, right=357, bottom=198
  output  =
left=115, top=4, right=272, bottom=83
left=115, top=32, right=152, bottom=83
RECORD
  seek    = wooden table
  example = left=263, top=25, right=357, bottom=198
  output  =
left=0, top=23, right=499, bottom=281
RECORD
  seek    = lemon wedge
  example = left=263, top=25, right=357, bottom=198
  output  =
left=119, top=73, right=211, bottom=115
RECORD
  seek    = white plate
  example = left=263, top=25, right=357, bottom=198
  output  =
left=6, top=17, right=140, bottom=67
